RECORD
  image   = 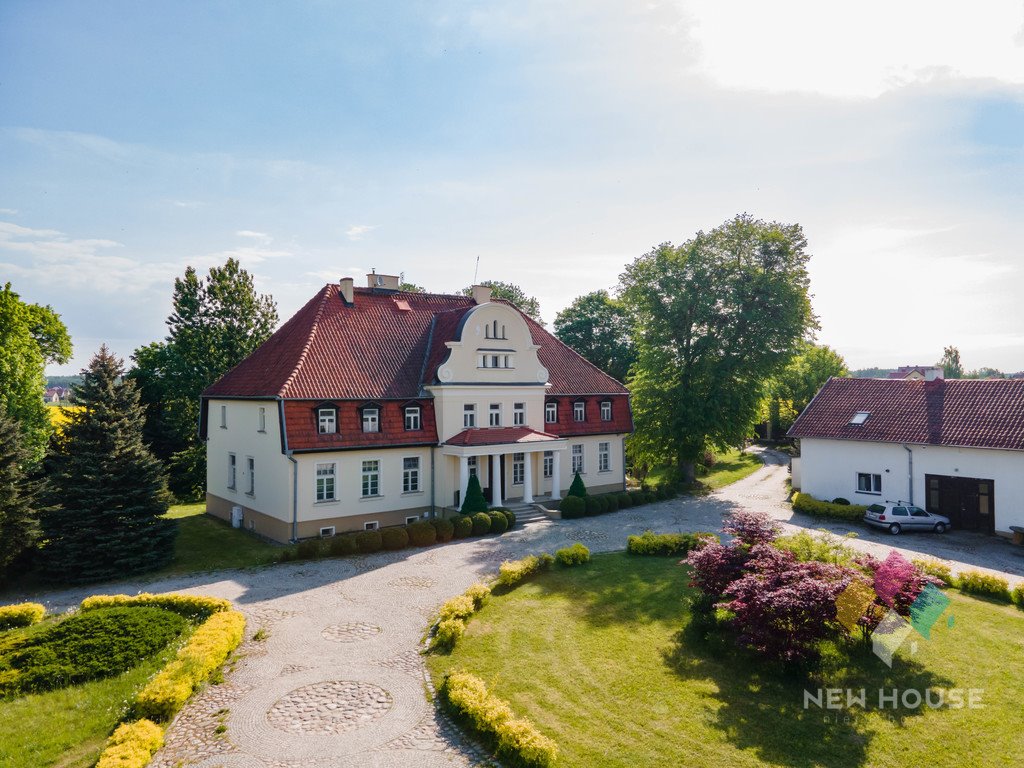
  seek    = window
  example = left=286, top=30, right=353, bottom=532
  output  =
left=246, top=456, right=255, bottom=495
left=318, top=407, right=336, bottom=434
left=850, top=411, right=870, bottom=425
left=319, top=526, right=335, bottom=537
left=258, top=406, right=266, bottom=432
left=571, top=444, right=584, bottom=474
left=403, top=456, right=421, bottom=493
left=857, top=472, right=881, bottom=494
left=512, top=453, right=525, bottom=485
left=513, top=402, right=525, bottom=426
left=600, top=401, right=612, bottom=421
left=545, top=402, right=557, bottom=423
left=504, top=355, right=512, bottom=368
left=910, top=507, right=929, bottom=518
left=598, top=441, right=610, bottom=472
left=316, top=462, right=336, bottom=502
left=362, top=407, right=379, bottom=433
left=361, top=460, right=380, bottom=497
left=892, top=507, right=909, bottom=517
left=405, top=406, right=421, bottom=431
left=227, top=453, right=236, bottom=490
left=491, top=354, right=500, bottom=368
left=489, top=403, right=501, bottom=427
left=543, top=451, right=553, bottom=478
left=220, top=404, right=227, bottom=429
left=468, top=456, right=478, bottom=477
left=464, top=404, right=476, bottom=428
left=573, top=401, right=585, bottom=422
left=364, top=521, right=379, bottom=531
left=405, top=515, right=420, bottom=525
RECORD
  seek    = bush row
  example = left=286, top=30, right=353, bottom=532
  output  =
left=135, top=610, right=246, bottom=722
left=911, top=561, right=1024, bottom=606
left=95, top=719, right=164, bottom=768
left=432, top=583, right=492, bottom=652
left=496, top=554, right=555, bottom=591
left=791, top=492, right=867, bottom=522
left=559, top=488, right=671, bottom=519
left=0, top=602, right=45, bottom=631
left=626, top=530, right=716, bottom=557
left=555, top=542, right=590, bottom=567
left=283, top=510, right=516, bottom=562
left=440, top=671, right=558, bottom=768
left=81, top=593, right=232, bottom=622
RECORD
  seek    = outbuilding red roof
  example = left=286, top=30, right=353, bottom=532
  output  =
left=204, top=285, right=628, bottom=399
left=445, top=427, right=561, bottom=447
left=788, top=377, right=1024, bottom=451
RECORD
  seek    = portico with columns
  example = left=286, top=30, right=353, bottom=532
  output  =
left=441, top=434, right=567, bottom=508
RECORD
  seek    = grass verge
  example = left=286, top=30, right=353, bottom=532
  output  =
left=157, top=503, right=279, bottom=576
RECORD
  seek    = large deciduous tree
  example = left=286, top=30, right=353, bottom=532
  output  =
left=41, top=347, right=176, bottom=584
left=461, top=281, right=544, bottom=324
left=937, top=345, right=963, bottom=379
left=128, top=259, right=278, bottom=499
left=0, top=283, right=72, bottom=461
left=764, top=341, right=848, bottom=437
left=620, top=215, right=815, bottom=482
left=0, top=410, right=43, bottom=584
left=554, top=290, right=636, bottom=383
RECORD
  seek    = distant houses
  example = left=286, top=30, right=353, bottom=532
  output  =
left=44, top=386, right=68, bottom=403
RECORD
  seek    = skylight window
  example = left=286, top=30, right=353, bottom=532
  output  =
left=850, top=411, right=870, bottom=425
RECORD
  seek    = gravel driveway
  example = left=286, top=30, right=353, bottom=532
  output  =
left=12, top=446, right=1024, bottom=767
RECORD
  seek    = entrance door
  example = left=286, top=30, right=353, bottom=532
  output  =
left=925, top=474, right=995, bottom=534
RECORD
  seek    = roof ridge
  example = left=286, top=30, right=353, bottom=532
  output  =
left=280, top=284, right=332, bottom=397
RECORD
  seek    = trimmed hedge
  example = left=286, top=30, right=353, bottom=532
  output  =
left=408, top=521, right=438, bottom=547
left=1013, top=584, right=1024, bottom=609
left=135, top=610, right=246, bottom=722
left=95, top=719, right=164, bottom=768
left=440, top=671, right=558, bottom=768
left=81, top=593, right=231, bottom=622
left=956, top=570, right=1012, bottom=602
left=555, top=542, right=590, bottom=567
left=382, top=527, right=410, bottom=551
left=617, top=492, right=632, bottom=508
left=626, top=530, right=716, bottom=557
left=471, top=512, right=492, bottom=536
left=453, top=515, right=474, bottom=539
left=0, top=602, right=45, bottom=631
left=296, top=538, right=323, bottom=559
left=791, top=492, right=867, bottom=521
left=439, top=595, right=477, bottom=623
left=912, top=558, right=955, bottom=587
left=432, top=518, right=455, bottom=543
left=496, top=554, right=554, bottom=590
left=329, top=533, right=359, bottom=556
left=432, top=618, right=465, bottom=652
left=559, top=495, right=585, bottom=519
left=356, top=529, right=383, bottom=553
left=605, top=494, right=619, bottom=513
left=465, top=583, right=491, bottom=610
left=488, top=512, right=509, bottom=534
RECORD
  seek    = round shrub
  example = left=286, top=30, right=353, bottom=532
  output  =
left=645, top=491, right=657, bottom=504
left=584, top=496, right=601, bottom=515
left=471, top=512, right=492, bottom=536
left=617, top=492, right=632, bottom=508
left=500, top=508, right=516, bottom=529
left=432, top=518, right=455, bottom=543
left=605, top=494, right=619, bottom=513
left=296, top=538, right=323, bottom=560
left=488, top=512, right=508, bottom=534
left=598, top=496, right=612, bottom=513
left=629, top=490, right=646, bottom=506
left=407, top=521, right=438, bottom=547
left=453, top=515, right=473, bottom=539
left=355, top=529, right=382, bottom=553
left=328, top=533, right=359, bottom=557
left=381, top=526, right=410, bottom=551
left=559, top=495, right=585, bottom=519
left=832, top=497, right=851, bottom=505
left=555, top=542, right=591, bottom=567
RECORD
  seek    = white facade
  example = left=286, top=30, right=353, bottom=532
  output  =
left=796, top=437, right=1024, bottom=534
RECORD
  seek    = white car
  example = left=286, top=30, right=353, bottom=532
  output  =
left=863, top=503, right=951, bottom=535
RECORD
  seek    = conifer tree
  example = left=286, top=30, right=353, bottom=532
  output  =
left=568, top=472, right=587, bottom=498
left=0, top=409, right=42, bottom=584
left=41, top=347, right=176, bottom=584
left=460, top=473, right=489, bottom=514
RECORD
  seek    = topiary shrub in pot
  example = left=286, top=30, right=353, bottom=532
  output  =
left=567, top=472, right=587, bottom=498
left=453, top=515, right=473, bottom=539
left=488, top=512, right=508, bottom=534
left=559, top=495, right=585, bottom=519
left=471, top=512, right=492, bottom=536
left=381, top=526, right=409, bottom=551
left=356, top=529, right=382, bottom=553
left=432, top=518, right=455, bottom=543
left=407, top=521, right=438, bottom=547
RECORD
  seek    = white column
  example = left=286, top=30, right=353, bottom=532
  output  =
left=523, top=452, right=534, bottom=504
left=551, top=450, right=561, bottom=500
left=491, top=453, right=503, bottom=507
left=459, top=455, right=469, bottom=508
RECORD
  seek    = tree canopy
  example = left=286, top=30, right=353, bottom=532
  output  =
left=554, top=290, right=636, bottom=383
left=0, top=409, right=42, bottom=584
left=937, top=345, right=963, bottom=379
left=461, top=281, right=544, bottom=324
left=763, top=341, right=848, bottom=437
left=620, top=215, right=816, bottom=480
left=0, top=283, right=72, bottom=461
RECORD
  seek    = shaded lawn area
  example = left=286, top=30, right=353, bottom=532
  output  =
left=158, top=503, right=280, bottom=576
left=0, top=619, right=189, bottom=768
left=428, top=552, right=1024, bottom=768
left=646, top=448, right=763, bottom=493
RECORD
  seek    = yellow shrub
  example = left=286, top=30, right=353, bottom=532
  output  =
left=464, top=583, right=491, bottom=610
left=438, top=595, right=476, bottom=623
left=135, top=610, right=245, bottom=722
left=0, top=602, right=45, bottom=631
left=95, top=719, right=164, bottom=768
left=431, top=618, right=466, bottom=652
left=81, top=593, right=232, bottom=621
left=496, top=553, right=554, bottom=590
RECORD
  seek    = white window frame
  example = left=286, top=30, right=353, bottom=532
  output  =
left=573, top=401, right=585, bottom=422
left=364, top=521, right=379, bottom=531
left=545, top=402, right=557, bottom=423
left=489, top=403, right=501, bottom=427
left=598, top=441, right=611, bottom=472
left=258, top=406, right=267, bottom=432
left=513, top=402, right=525, bottom=426
left=600, top=401, right=612, bottom=422
left=512, top=453, right=525, bottom=485
left=468, top=456, right=478, bottom=477
left=571, top=444, right=584, bottom=474
left=220, top=404, right=227, bottom=429
left=318, top=407, right=337, bottom=434
left=361, top=459, right=381, bottom=497
left=464, top=404, right=476, bottom=428
left=316, top=462, right=337, bottom=502
left=403, top=456, right=421, bottom=493
left=246, top=456, right=255, bottom=495
left=404, top=406, right=421, bottom=431
left=543, top=450, right=553, bottom=478
left=856, top=472, right=882, bottom=495
left=228, top=453, right=236, bottom=490
left=319, top=526, right=335, bottom=538
left=405, top=515, right=420, bottom=525
left=362, top=407, right=379, bottom=433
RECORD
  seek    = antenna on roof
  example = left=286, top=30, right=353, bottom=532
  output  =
left=473, top=256, right=480, bottom=284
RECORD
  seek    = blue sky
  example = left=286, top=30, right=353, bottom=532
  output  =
left=2, top=1, right=1023, bottom=374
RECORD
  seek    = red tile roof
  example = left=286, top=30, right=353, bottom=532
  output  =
left=204, top=286, right=628, bottom=399
left=284, top=400, right=438, bottom=452
left=788, top=377, right=1024, bottom=451
left=445, top=427, right=561, bottom=447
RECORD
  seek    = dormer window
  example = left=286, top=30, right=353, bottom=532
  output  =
left=362, top=407, right=380, bottom=433
left=850, top=411, right=870, bottom=425
left=573, top=401, right=586, bottom=422
left=404, top=406, right=421, bottom=431
left=318, top=407, right=337, bottom=434
left=600, top=400, right=612, bottom=421
left=545, top=401, right=557, bottom=423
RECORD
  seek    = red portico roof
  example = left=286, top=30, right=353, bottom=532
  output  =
left=444, top=427, right=562, bottom=447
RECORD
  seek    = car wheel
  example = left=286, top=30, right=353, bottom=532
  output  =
left=888, top=523, right=901, bottom=535
left=934, top=522, right=946, bottom=534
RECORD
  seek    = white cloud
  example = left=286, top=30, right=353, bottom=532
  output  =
left=0, top=208, right=18, bottom=215
left=236, top=230, right=271, bottom=243
left=345, top=225, right=376, bottom=241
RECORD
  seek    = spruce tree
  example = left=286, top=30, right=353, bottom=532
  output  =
left=568, top=472, right=587, bottom=498
left=41, top=347, right=176, bottom=584
left=460, top=473, right=489, bottom=514
left=0, top=409, right=42, bottom=584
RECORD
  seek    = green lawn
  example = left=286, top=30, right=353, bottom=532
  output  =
left=645, top=448, right=764, bottom=492
left=158, top=503, right=280, bottom=576
left=429, top=552, right=1024, bottom=768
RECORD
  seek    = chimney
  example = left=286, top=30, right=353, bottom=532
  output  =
left=339, top=277, right=354, bottom=304
left=925, top=367, right=944, bottom=382
left=366, top=272, right=401, bottom=290
left=471, top=284, right=492, bottom=304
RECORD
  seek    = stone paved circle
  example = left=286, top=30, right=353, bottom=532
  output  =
left=321, top=622, right=383, bottom=643
left=267, top=680, right=393, bottom=735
